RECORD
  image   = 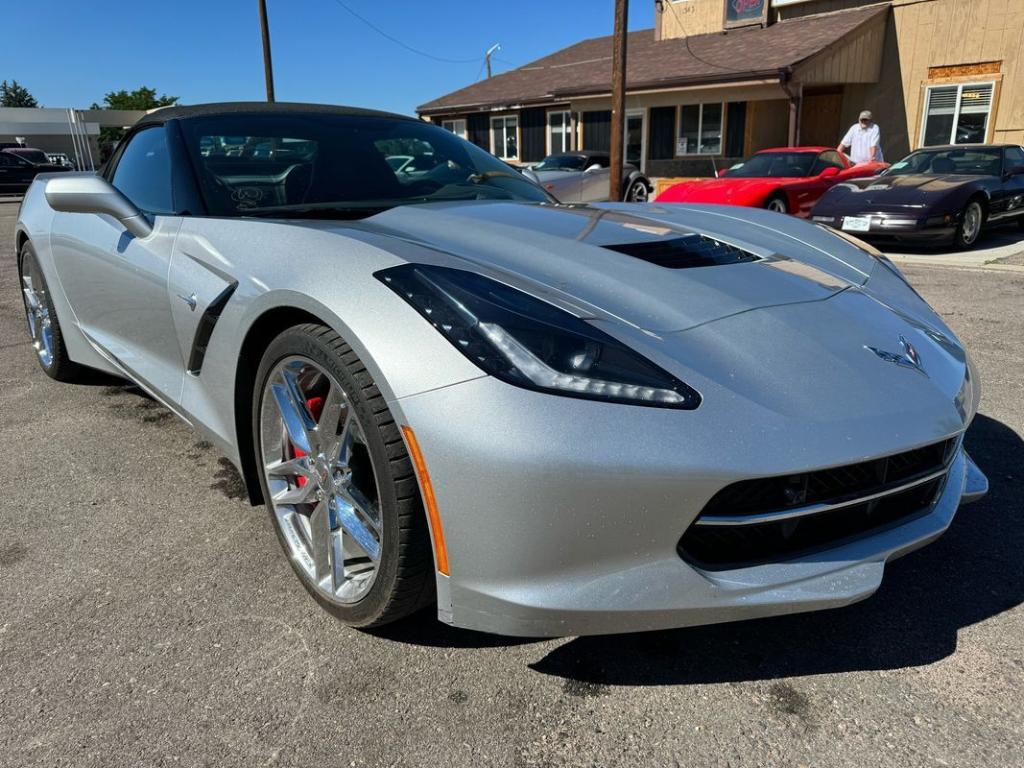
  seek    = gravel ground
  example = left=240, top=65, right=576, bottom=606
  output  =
left=1, top=202, right=1022, bottom=768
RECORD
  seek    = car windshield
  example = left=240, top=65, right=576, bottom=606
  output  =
left=883, top=147, right=1002, bottom=177
left=10, top=148, right=50, bottom=164
left=724, top=152, right=817, bottom=178
left=534, top=155, right=587, bottom=171
left=179, top=113, right=553, bottom=218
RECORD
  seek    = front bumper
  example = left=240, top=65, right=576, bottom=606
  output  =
left=392, top=371, right=984, bottom=637
left=812, top=212, right=957, bottom=244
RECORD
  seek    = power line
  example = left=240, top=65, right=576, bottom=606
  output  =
left=326, top=0, right=483, bottom=64
left=662, top=0, right=763, bottom=75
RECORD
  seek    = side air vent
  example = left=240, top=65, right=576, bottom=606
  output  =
left=603, top=234, right=759, bottom=269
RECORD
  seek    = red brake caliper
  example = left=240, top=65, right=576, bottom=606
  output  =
left=292, top=396, right=324, bottom=488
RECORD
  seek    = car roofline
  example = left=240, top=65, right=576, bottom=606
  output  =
left=134, top=101, right=419, bottom=128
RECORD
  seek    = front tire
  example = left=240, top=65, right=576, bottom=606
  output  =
left=953, top=199, right=985, bottom=249
left=18, top=241, right=83, bottom=382
left=765, top=194, right=789, bottom=214
left=252, top=323, right=434, bottom=628
left=624, top=179, right=649, bottom=202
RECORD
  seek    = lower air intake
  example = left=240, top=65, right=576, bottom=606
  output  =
left=678, top=438, right=957, bottom=570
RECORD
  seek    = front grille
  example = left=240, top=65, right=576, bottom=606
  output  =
left=678, top=438, right=957, bottom=570
left=603, top=235, right=758, bottom=269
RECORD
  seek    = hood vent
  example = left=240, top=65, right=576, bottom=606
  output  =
left=603, top=234, right=759, bottom=269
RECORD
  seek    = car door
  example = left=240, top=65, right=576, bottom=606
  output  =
left=0, top=151, right=35, bottom=192
left=581, top=155, right=612, bottom=202
left=48, top=125, right=186, bottom=405
left=993, top=146, right=1024, bottom=223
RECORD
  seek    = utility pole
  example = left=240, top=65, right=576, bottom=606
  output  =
left=258, top=0, right=276, bottom=102
left=609, top=0, right=628, bottom=201
left=485, top=43, right=501, bottom=78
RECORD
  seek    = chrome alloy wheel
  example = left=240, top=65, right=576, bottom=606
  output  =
left=20, top=258, right=54, bottom=367
left=259, top=356, right=384, bottom=604
left=961, top=201, right=982, bottom=245
left=627, top=181, right=649, bottom=202
left=766, top=197, right=788, bottom=213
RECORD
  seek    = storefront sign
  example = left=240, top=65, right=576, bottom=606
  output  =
left=723, top=0, right=768, bottom=29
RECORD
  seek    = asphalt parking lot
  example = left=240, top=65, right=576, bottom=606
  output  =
left=1, top=200, right=1022, bottom=768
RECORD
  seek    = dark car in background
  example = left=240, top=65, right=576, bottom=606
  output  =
left=0, top=148, right=72, bottom=193
left=812, top=144, right=1024, bottom=249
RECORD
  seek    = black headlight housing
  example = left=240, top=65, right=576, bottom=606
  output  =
left=376, top=264, right=701, bottom=409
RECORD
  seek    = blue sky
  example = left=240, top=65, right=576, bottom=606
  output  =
left=3, top=0, right=655, bottom=115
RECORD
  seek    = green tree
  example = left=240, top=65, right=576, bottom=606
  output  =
left=91, top=86, right=178, bottom=161
left=0, top=80, right=39, bottom=107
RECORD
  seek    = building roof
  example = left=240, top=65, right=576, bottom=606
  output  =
left=135, top=101, right=415, bottom=127
left=417, top=5, right=888, bottom=115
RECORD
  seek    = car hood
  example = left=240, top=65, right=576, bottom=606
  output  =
left=307, top=200, right=884, bottom=334
left=661, top=177, right=795, bottom=204
left=822, top=173, right=984, bottom=208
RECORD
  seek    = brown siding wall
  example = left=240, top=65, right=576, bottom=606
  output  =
left=777, top=0, right=1024, bottom=148
left=657, top=0, right=729, bottom=39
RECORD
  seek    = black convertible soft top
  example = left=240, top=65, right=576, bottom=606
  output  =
left=134, top=101, right=417, bottom=128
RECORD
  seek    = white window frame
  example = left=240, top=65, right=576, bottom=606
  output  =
left=546, top=109, right=573, bottom=155
left=441, top=118, right=467, bottom=140
left=919, top=80, right=996, bottom=147
left=675, top=102, right=725, bottom=157
left=489, top=114, right=519, bottom=161
left=624, top=108, right=647, bottom=172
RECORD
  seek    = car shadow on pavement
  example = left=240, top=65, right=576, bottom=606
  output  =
left=884, top=224, right=1024, bottom=254
left=527, top=413, right=1023, bottom=686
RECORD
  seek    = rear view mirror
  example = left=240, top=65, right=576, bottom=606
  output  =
left=1007, top=165, right=1024, bottom=178
left=820, top=166, right=840, bottom=179
left=44, top=174, right=152, bottom=239
left=585, top=164, right=602, bottom=173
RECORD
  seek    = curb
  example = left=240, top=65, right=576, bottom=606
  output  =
left=886, top=255, right=1024, bottom=273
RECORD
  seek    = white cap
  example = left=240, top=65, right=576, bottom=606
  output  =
left=859, top=110, right=873, bottom=121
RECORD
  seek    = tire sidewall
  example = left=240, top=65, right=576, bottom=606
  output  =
left=765, top=195, right=788, bottom=214
left=252, top=325, right=405, bottom=626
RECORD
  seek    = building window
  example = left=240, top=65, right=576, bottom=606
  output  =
left=677, top=103, right=723, bottom=155
left=441, top=119, right=466, bottom=140
left=921, top=82, right=994, bottom=146
left=490, top=115, right=519, bottom=161
left=547, top=110, right=574, bottom=155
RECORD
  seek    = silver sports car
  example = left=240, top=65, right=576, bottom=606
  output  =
left=522, top=151, right=651, bottom=203
left=16, top=103, right=987, bottom=637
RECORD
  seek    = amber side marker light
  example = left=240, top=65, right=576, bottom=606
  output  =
left=401, top=425, right=449, bottom=576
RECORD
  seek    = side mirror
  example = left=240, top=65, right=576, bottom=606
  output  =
left=44, top=174, right=152, bottom=239
left=820, top=166, right=841, bottom=179
left=584, top=164, right=602, bottom=173
left=1006, top=165, right=1024, bottom=178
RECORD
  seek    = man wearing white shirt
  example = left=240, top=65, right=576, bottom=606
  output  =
left=838, top=110, right=882, bottom=165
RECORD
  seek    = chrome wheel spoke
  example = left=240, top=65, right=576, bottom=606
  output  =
left=266, top=455, right=312, bottom=479
left=333, top=410, right=358, bottom=471
left=270, top=368, right=316, bottom=454
left=334, top=484, right=381, bottom=562
left=272, top=478, right=318, bottom=506
left=308, top=499, right=337, bottom=585
left=317, top=384, right=350, bottom=463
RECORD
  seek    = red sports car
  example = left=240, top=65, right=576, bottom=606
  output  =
left=656, top=147, right=889, bottom=217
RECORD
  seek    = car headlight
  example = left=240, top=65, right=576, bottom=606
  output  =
left=376, top=264, right=701, bottom=409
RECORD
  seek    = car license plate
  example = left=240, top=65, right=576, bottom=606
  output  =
left=842, top=216, right=871, bottom=233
